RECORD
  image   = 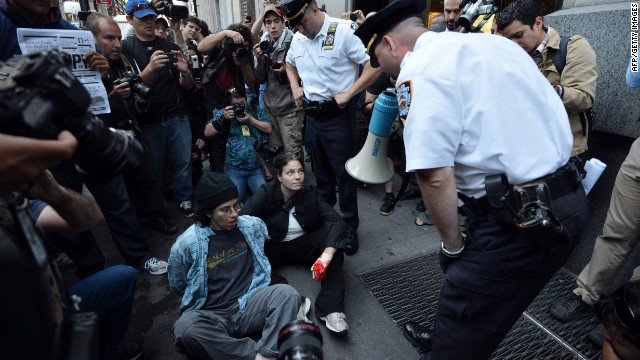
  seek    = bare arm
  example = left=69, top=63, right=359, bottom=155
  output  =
left=170, top=17, right=185, bottom=46
left=30, top=171, right=103, bottom=233
left=333, top=61, right=382, bottom=108
left=199, top=30, right=242, bottom=55
left=286, top=62, right=304, bottom=109
left=415, top=167, right=464, bottom=252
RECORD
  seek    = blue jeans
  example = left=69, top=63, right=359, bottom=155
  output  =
left=224, top=164, right=265, bottom=202
left=61, top=265, right=138, bottom=360
left=140, top=114, right=193, bottom=201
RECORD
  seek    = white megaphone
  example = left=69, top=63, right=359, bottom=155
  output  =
left=346, top=90, right=398, bottom=184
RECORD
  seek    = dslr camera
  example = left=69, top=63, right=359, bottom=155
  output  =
left=162, top=0, right=188, bottom=19
left=259, top=40, right=273, bottom=68
left=115, top=71, right=153, bottom=98
left=278, top=320, right=323, bottom=360
left=225, top=38, right=251, bottom=64
left=0, top=50, right=144, bottom=180
left=254, top=137, right=278, bottom=155
left=233, top=102, right=246, bottom=118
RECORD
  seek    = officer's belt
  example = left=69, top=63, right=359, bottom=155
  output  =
left=305, top=98, right=339, bottom=117
left=463, top=162, right=582, bottom=218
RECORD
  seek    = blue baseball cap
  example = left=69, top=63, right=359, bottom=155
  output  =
left=126, top=0, right=157, bottom=18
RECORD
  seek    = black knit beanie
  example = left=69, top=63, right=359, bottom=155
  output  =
left=195, top=172, right=239, bottom=210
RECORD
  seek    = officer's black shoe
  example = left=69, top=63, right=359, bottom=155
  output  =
left=402, top=322, right=432, bottom=348
left=149, top=217, right=178, bottom=235
left=550, top=294, right=590, bottom=322
left=380, top=193, right=395, bottom=216
left=345, top=231, right=359, bottom=255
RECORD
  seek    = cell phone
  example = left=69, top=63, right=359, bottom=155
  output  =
left=246, top=16, right=252, bottom=22
left=350, top=13, right=357, bottom=22
left=190, top=54, right=200, bottom=68
left=163, top=51, right=178, bottom=63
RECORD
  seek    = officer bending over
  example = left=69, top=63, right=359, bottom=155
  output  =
left=355, top=0, right=588, bottom=358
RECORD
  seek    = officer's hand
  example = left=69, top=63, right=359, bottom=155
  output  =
left=225, top=30, right=245, bottom=44
left=438, top=249, right=460, bottom=274
left=352, top=10, right=366, bottom=25
left=149, top=50, right=169, bottom=72
left=109, top=81, right=131, bottom=100
left=340, top=12, right=351, bottom=21
left=223, top=106, right=235, bottom=120
left=333, top=92, right=352, bottom=109
left=84, top=51, right=110, bottom=79
left=292, top=87, right=305, bottom=109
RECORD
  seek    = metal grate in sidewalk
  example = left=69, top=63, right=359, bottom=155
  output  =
left=358, top=253, right=602, bottom=359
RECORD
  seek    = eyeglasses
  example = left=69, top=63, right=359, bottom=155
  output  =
left=128, top=2, right=150, bottom=16
left=218, top=203, right=243, bottom=217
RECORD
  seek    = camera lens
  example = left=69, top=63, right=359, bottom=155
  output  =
left=235, top=48, right=250, bottom=63
left=277, top=320, right=323, bottom=360
left=131, top=82, right=153, bottom=98
left=259, top=40, right=272, bottom=53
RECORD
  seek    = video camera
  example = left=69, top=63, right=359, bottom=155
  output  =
left=278, top=320, right=323, bottom=360
left=225, top=38, right=251, bottom=64
left=0, top=50, right=144, bottom=180
left=458, top=0, right=501, bottom=32
left=162, top=0, right=188, bottom=19
left=114, top=71, right=153, bottom=98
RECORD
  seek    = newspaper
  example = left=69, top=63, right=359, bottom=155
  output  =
left=16, top=28, right=111, bottom=115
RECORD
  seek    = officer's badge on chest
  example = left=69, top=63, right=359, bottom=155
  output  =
left=396, top=80, right=412, bottom=123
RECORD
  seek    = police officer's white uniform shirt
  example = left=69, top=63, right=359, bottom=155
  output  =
left=286, top=14, right=369, bottom=101
left=397, top=32, right=572, bottom=198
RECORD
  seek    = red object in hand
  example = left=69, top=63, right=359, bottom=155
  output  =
left=311, top=253, right=333, bottom=281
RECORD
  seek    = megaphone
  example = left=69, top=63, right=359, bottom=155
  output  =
left=345, top=91, right=398, bottom=184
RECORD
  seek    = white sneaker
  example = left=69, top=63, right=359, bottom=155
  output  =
left=319, top=312, right=349, bottom=334
left=141, top=257, right=168, bottom=275
left=180, top=200, right=194, bottom=217
left=297, top=297, right=311, bottom=321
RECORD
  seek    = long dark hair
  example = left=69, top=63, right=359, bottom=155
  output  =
left=594, top=280, right=640, bottom=344
left=194, top=207, right=212, bottom=227
left=273, top=152, right=302, bottom=176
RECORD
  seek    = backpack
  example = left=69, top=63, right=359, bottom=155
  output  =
left=549, top=36, right=595, bottom=138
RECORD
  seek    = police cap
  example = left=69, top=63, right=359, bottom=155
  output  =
left=354, top=0, right=426, bottom=67
left=276, top=0, right=312, bottom=27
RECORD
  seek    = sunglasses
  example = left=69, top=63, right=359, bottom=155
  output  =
left=128, top=2, right=150, bottom=16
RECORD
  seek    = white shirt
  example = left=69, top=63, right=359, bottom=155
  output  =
left=286, top=15, right=369, bottom=101
left=398, top=32, right=572, bottom=198
left=283, top=206, right=306, bottom=242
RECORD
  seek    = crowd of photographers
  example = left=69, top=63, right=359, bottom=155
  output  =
left=1, top=0, right=639, bottom=358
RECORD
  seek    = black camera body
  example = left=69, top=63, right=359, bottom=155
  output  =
left=254, top=137, right=278, bottom=155
left=0, top=50, right=144, bottom=180
left=225, top=38, right=251, bottom=64
left=115, top=71, right=153, bottom=98
left=233, top=103, right=246, bottom=118
left=163, top=0, right=188, bottom=19
left=259, top=40, right=274, bottom=68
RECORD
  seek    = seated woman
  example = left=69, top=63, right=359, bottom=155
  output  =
left=240, top=152, right=350, bottom=335
left=204, top=86, right=272, bottom=201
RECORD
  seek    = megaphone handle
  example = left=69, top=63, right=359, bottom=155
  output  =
left=391, top=172, right=414, bottom=208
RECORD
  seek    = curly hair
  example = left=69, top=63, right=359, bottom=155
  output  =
left=496, top=0, right=541, bottom=31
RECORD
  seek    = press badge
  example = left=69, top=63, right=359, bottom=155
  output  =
left=323, top=23, right=338, bottom=50
left=241, top=125, right=250, bottom=136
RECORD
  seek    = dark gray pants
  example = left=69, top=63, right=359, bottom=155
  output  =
left=173, top=284, right=301, bottom=360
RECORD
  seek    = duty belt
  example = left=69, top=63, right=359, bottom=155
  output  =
left=462, top=161, right=583, bottom=219
left=304, top=98, right=338, bottom=117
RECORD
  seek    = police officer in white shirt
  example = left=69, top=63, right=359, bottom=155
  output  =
left=355, top=0, right=588, bottom=359
left=277, top=0, right=381, bottom=256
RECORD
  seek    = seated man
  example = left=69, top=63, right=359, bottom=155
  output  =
left=241, top=152, right=350, bottom=334
left=168, top=172, right=302, bottom=360
left=593, top=280, right=640, bottom=360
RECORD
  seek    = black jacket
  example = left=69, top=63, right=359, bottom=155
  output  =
left=240, top=180, right=347, bottom=249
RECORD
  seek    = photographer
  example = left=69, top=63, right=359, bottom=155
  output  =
left=123, top=0, right=196, bottom=218
left=0, top=134, right=141, bottom=360
left=254, top=5, right=305, bottom=159
left=87, top=12, right=177, bottom=236
left=204, top=86, right=272, bottom=202
left=197, top=23, right=256, bottom=173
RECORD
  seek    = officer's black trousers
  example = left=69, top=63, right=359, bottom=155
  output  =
left=264, top=228, right=345, bottom=317
left=428, top=186, right=588, bottom=360
left=307, top=99, right=359, bottom=233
